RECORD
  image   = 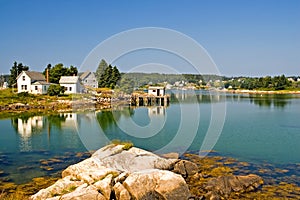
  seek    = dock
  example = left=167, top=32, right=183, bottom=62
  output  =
left=131, top=86, right=170, bottom=106
left=131, top=93, right=170, bottom=106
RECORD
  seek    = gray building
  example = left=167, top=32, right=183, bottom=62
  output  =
left=80, top=71, right=98, bottom=89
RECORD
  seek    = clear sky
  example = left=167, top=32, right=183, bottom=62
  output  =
left=0, top=0, right=299, bottom=76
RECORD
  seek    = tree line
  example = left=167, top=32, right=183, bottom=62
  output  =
left=5, top=60, right=300, bottom=94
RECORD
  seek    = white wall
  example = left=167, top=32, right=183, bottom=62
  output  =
left=30, top=84, right=49, bottom=94
left=17, top=72, right=31, bottom=93
left=61, top=83, right=81, bottom=94
left=148, top=87, right=165, bottom=96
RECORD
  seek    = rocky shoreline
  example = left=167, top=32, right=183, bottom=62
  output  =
left=1, top=145, right=300, bottom=199
left=29, top=144, right=264, bottom=200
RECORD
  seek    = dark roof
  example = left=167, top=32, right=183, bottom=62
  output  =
left=80, top=71, right=93, bottom=80
left=17, top=71, right=46, bottom=81
left=31, top=81, right=51, bottom=85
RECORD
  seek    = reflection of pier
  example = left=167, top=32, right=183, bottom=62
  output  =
left=131, top=86, right=170, bottom=106
left=148, top=106, right=166, bottom=116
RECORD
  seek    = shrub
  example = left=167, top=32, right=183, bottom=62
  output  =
left=47, top=85, right=65, bottom=96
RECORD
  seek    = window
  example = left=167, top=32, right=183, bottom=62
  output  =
left=44, top=86, right=47, bottom=90
left=21, top=85, right=27, bottom=90
left=69, top=87, right=72, bottom=91
left=85, top=80, right=87, bottom=83
left=152, top=90, right=156, bottom=92
left=35, top=86, right=38, bottom=90
left=22, top=76, right=25, bottom=81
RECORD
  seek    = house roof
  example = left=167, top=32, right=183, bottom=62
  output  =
left=80, top=71, right=90, bottom=80
left=31, top=81, right=51, bottom=85
left=148, top=86, right=165, bottom=90
left=59, top=76, right=79, bottom=84
left=17, top=71, right=46, bottom=81
left=80, top=71, right=95, bottom=80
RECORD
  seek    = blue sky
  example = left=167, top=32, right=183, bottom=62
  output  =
left=0, top=0, right=299, bottom=76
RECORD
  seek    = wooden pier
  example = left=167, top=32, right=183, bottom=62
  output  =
left=131, top=93, right=170, bottom=106
left=131, top=86, right=170, bottom=106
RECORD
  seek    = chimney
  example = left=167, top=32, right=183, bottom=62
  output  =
left=46, top=68, right=49, bottom=83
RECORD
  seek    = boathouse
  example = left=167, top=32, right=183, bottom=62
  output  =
left=148, top=86, right=165, bottom=96
left=131, top=86, right=169, bottom=106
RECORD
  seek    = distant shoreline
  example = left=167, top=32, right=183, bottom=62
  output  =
left=220, top=89, right=300, bottom=95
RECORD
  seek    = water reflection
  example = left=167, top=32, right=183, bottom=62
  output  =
left=148, top=106, right=166, bottom=116
left=59, top=113, right=79, bottom=130
left=11, top=113, right=81, bottom=152
left=249, top=95, right=291, bottom=108
left=11, top=116, right=45, bottom=152
left=170, top=90, right=297, bottom=109
left=96, top=106, right=134, bottom=132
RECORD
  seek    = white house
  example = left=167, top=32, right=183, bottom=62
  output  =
left=148, top=86, right=165, bottom=96
left=17, top=71, right=50, bottom=94
left=59, top=76, right=82, bottom=94
left=80, top=71, right=98, bottom=89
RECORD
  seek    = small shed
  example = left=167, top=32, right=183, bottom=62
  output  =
left=148, top=86, right=165, bottom=96
left=59, top=76, right=82, bottom=94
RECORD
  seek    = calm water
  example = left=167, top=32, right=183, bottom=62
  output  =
left=0, top=90, right=300, bottom=184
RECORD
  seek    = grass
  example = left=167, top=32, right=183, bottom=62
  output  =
left=0, top=88, right=65, bottom=106
left=110, top=139, right=134, bottom=150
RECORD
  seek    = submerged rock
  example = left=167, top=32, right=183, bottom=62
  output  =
left=204, top=174, right=263, bottom=199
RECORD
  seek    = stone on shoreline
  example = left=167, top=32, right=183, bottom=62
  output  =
left=31, top=144, right=190, bottom=200
left=204, top=174, right=264, bottom=199
left=30, top=144, right=264, bottom=200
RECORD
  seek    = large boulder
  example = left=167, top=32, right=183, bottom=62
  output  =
left=30, top=176, right=83, bottom=200
left=62, top=144, right=177, bottom=178
left=123, top=169, right=191, bottom=200
left=30, top=144, right=189, bottom=200
left=173, top=160, right=198, bottom=178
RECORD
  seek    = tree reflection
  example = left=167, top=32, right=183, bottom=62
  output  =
left=96, top=106, right=134, bottom=132
left=249, top=95, right=290, bottom=108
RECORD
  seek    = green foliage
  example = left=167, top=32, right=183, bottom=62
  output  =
left=47, top=84, right=65, bottom=96
left=117, top=76, right=135, bottom=94
left=96, top=59, right=108, bottom=83
left=226, top=75, right=292, bottom=90
left=17, top=92, right=33, bottom=98
left=98, top=64, right=121, bottom=89
left=43, top=63, right=78, bottom=84
left=8, top=61, right=29, bottom=87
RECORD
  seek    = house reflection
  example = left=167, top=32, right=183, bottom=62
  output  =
left=59, top=113, right=78, bottom=130
left=12, top=116, right=45, bottom=152
left=17, top=116, right=44, bottom=136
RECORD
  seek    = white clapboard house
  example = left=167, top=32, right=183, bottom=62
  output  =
left=17, top=71, right=50, bottom=94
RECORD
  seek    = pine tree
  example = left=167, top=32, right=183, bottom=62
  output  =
left=8, top=61, right=29, bottom=87
left=96, top=59, right=108, bottom=86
